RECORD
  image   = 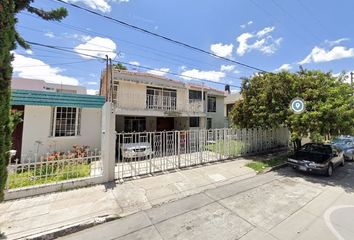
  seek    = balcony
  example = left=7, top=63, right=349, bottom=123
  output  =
left=113, top=91, right=205, bottom=116
left=146, top=94, right=177, bottom=111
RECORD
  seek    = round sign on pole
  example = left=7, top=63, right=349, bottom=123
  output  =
left=290, top=97, right=305, bottom=114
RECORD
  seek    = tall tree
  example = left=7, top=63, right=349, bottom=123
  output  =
left=230, top=70, right=354, bottom=150
left=0, top=0, right=67, bottom=201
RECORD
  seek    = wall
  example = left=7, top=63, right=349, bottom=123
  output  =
left=207, top=95, right=225, bottom=129
left=116, top=81, right=146, bottom=110
left=20, top=105, right=101, bottom=161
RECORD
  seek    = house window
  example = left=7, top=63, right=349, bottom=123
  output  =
left=190, top=117, right=200, bottom=128
left=207, top=118, right=212, bottom=129
left=189, top=90, right=202, bottom=100
left=124, top=117, right=146, bottom=132
left=146, top=87, right=177, bottom=110
left=207, top=96, right=216, bottom=112
left=51, top=107, right=81, bottom=137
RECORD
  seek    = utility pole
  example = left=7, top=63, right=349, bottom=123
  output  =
left=109, top=58, right=113, bottom=102
left=105, top=55, right=109, bottom=101
left=351, top=72, right=354, bottom=97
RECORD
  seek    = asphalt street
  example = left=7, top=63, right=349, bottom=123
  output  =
left=60, top=162, right=354, bottom=240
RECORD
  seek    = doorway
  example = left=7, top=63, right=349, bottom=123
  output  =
left=156, top=117, right=174, bottom=131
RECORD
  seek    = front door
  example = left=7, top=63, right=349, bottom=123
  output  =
left=156, top=117, right=174, bottom=131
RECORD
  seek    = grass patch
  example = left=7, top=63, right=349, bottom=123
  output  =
left=205, top=140, right=246, bottom=156
left=8, top=163, right=91, bottom=189
left=246, top=155, right=287, bottom=173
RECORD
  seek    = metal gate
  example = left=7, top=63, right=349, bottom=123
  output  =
left=115, top=127, right=289, bottom=180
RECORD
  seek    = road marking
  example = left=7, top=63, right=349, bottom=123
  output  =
left=324, top=205, right=354, bottom=240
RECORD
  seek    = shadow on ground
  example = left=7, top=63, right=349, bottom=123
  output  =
left=273, top=161, right=354, bottom=193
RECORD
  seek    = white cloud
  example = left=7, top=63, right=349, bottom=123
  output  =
left=64, top=0, right=111, bottom=13
left=74, top=36, right=117, bottom=59
left=220, top=65, right=235, bottom=72
left=210, top=43, right=234, bottom=58
left=274, top=63, right=292, bottom=72
left=240, top=20, right=253, bottom=29
left=256, top=26, right=275, bottom=37
left=129, top=61, right=140, bottom=66
left=147, top=68, right=170, bottom=76
left=236, top=26, right=282, bottom=56
left=44, top=32, right=54, bottom=38
left=87, top=89, right=99, bottom=95
left=12, top=53, right=79, bottom=85
left=299, top=46, right=354, bottom=65
left=325, top=38, right=350, bottom=47
left=181, top=69, right=225, bottom=82
left=25, top=49, right=33, bottom=55
left=87, top=81, right=98, bottom=85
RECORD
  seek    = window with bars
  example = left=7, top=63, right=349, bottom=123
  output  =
left=51, top=107, right=81, bottom=137
left=207, top=96, right=216, bottom=112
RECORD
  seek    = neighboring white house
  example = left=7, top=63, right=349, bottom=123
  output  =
left=11, top=77, right=87, bottom=94
left=10, top=90, right=105, bottom=161
left=100, top=69, right=226, bottom=132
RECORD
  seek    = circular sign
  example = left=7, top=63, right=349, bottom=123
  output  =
left=290, top=98, right=305, bottom=114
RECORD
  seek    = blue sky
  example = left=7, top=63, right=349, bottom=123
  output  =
left=13, top=0, right=354, bottom=94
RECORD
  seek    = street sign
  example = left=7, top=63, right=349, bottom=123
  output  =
left=290, top=97, right=305, bottom=114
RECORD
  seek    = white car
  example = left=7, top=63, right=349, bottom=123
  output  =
left=120, top=142, right=153, bottom=159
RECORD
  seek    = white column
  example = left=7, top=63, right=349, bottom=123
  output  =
left=101, top=102, right=116, bottom=182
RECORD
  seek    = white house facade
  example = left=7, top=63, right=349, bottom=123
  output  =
left=11, top=90, right=105, bottom=161
left=100, top=70, right=226, bottom=132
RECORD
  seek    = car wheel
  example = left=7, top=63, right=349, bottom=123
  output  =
left=326, top=163, right=334, bottom=177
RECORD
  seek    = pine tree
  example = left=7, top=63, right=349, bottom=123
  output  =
left=0, top=0, right=67, bottom=201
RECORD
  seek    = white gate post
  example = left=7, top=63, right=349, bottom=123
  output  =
left=101, top=102, right=116, bottom=182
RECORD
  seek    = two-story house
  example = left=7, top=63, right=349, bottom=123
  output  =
left=100, top=69, right=225, bottom=132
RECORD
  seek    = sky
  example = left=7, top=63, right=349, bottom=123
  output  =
left=13, top=0, right=354, bottom=94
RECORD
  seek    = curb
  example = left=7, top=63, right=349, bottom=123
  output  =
left=261, top=162, right=288, bottom=174
left=25, top=214, right=121, bottom=240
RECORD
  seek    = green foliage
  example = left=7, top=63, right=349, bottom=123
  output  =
left=114, top=63, right=128, bottom=70
left=0, top=0, right=67, bottom=201
left=9, top=110, right=23, bottom=135
left=246, top=155, right=287, bottom=172
left=7, top=163, right=91, bottom=189
left=231, top=70, right=354, bottom=147
left=205, top=140, right=246, bottom=156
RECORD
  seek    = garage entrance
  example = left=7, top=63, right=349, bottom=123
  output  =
left=156, top=117, right=174, bottom=131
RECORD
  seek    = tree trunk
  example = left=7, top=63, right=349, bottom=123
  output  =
left=293, top=138, right=302, bottom=151
left=0, top=0, right=16, bottom=202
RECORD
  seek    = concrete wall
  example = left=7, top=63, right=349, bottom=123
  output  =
left=207, top=96, right=225, bottom=129
left=12, top=77, right=86, bottom=94
left=20, top=105, right=101, bottom=161
left=116, top=81, right=146, bottom=110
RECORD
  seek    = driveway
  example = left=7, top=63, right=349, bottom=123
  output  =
left=61, top=162, right=354, bottom=240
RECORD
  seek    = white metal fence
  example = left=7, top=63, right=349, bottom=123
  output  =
left=115, top=127, right=289, bottom=179
left=6, top=150, right=103, bottom=190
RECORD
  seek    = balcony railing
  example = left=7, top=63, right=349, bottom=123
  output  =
left=146, top=94, right=177, bottom=111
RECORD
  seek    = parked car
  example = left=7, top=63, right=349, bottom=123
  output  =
left=331, top=136, right=354, bottom=161
left=287, top=143, right=344, bottom=176
left=120, top=142, right=153, bottom=159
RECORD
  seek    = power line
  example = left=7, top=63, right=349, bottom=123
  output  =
left=270, top=0, right=322, bottom=42
left=18, top=21, right=246, bottom=79
left=26, top=41, right=242, bottom=89
left=13, top=59, right=94, bottom=68
left=53, top=0, right=267, bottom=73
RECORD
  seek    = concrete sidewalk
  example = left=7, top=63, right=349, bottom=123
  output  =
left=0, top=157, right=262, bottom=240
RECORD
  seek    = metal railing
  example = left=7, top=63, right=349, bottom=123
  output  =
left=115, top=127, right=289, bottom=180
left=146, top=94, right=177, bottom=111
left=6, top=150, right=102, bottom=190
